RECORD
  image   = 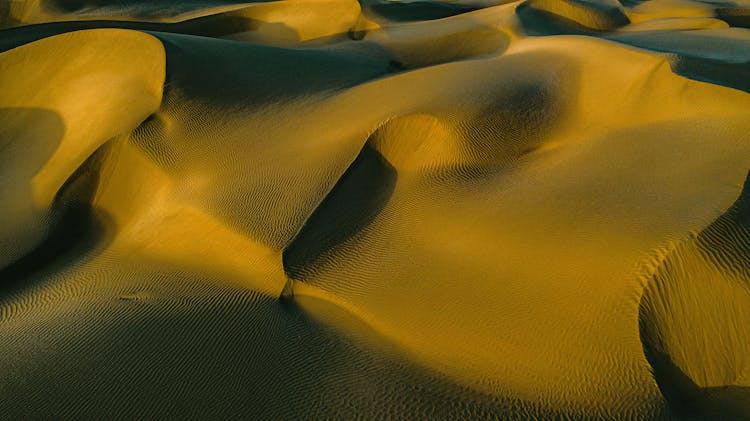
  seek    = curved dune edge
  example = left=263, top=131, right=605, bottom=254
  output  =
left=639, top=172, right=750, bottom=419
left=281, top=35, right=750, bottom=414
left=0, top=28, right=165, bottom=270
left=0, top=29, right=289, bottom=298
left=2, top=0, right=368, bottom=36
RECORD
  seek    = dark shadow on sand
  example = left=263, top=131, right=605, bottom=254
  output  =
left=0, top=12, right=294, bottom=53
left=608, top=30, right=750, bottom=93
left=0, top=136, right=116, bottom=296
left=360, top=0, right=479, bottom=23
left=639, top=170, right=750, bottom=420
left=282, top=143, right=397, bottom=280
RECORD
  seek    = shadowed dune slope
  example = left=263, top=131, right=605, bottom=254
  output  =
left=2, top=0, right=750, bottom=419
left=640, top=171, right=750, bottom=420
left=0, top=29, right=164, bottom=270
left=281, top=35, right=750, bottom=418
left=0, top=0, right=367, bottom=49
left=608, top=28, right=750, bottom=92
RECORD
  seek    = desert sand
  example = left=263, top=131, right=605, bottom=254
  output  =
left=1, top=0, right=749, bottom=419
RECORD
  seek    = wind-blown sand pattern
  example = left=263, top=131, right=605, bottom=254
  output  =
left=1, top=0, right=749, bottom=419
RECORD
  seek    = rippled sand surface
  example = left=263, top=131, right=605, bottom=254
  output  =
left=2, top=0, right=750, bottom=418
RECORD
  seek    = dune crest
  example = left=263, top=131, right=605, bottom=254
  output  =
left=0, top=29, right=164, bottom=270
left=639, top=172, right=750, bottom=419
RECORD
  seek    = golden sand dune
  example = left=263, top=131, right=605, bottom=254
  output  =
left=1, top=0, right=749, bottom=418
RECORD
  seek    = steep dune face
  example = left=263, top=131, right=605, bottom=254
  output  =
left=1, top=0, right=750, bottom=419
left=283, top=36, right=750, bottom=416
left=133, top=31, right=393, bottom=252
left=360, top=9, right=514, bottom=68
left=640, top=173, right=750, bottom=419
left=519, top=0, right=630, bottom=31
left=0, top=29, right=164, bottom=270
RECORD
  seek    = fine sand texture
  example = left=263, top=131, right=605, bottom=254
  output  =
left=1, top=0, right=750, bottom=419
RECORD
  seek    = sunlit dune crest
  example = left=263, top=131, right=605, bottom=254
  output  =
left=1, top=0, right=749, bottom=418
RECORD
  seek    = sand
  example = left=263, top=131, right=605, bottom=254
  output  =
left=1, top=0, right=749, bottom=419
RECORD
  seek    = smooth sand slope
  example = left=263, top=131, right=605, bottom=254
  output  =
left=1, top=0, right=749, bottom=419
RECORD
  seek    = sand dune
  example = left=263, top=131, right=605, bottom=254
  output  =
left=641, top=172, right=750, bottom=419
left=1, top=0, right=749, bottom=419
